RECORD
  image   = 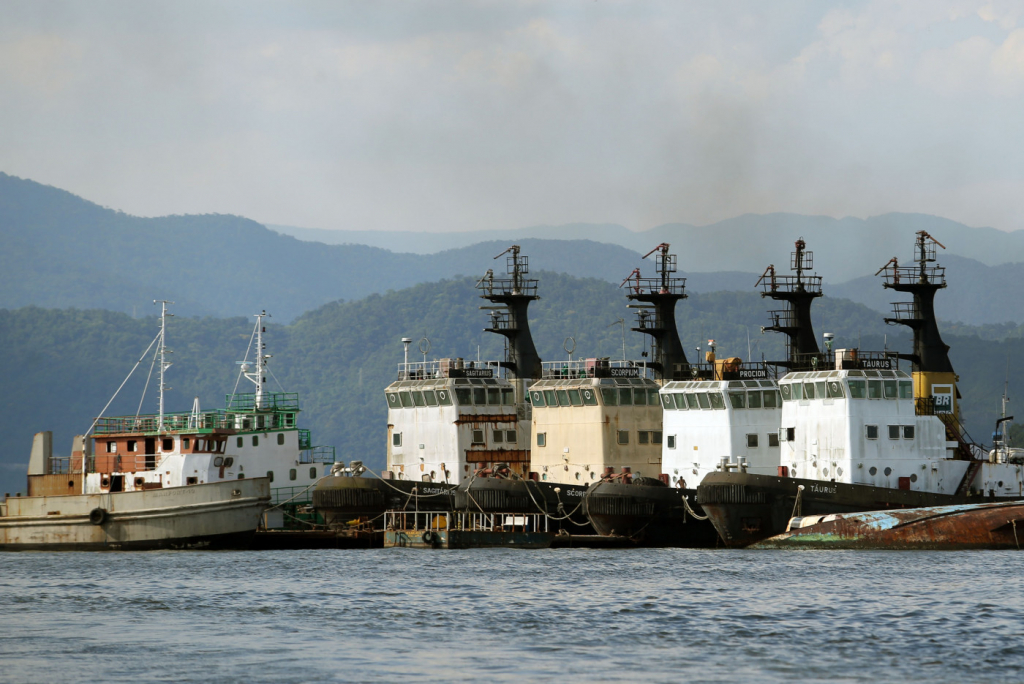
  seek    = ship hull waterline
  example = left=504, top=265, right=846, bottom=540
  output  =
left=582, top=481, right=720, bottom=547
left=696, top=471, right=1024, bottom=548
left=0, top=478, right=271, bottom=551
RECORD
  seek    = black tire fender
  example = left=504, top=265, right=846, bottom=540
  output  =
left=89, top=507, right=107, bottom=526
left=421, top=531, right=434, bottom=544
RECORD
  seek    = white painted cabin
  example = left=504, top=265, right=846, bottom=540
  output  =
left=385, top=360, right=529, bottom=484
left=660, top=379, right=783, bottom=488
left=777, top=369, right=1024, bottom=497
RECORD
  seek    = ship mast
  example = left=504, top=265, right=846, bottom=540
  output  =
left=875, top=231, right=953, bottom=373
left=756, top=239, right=823, bottom=370
left=619, top=243, right=688, bottom=380
left=243, top=311, right=271, bottom=409
left=477, top=246, right=542, bottom=399
left=154, top=300, right=174, bottom=433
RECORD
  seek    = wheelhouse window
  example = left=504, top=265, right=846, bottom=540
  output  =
left=883, top=381, right=898, bottom=399
left=474, top=388, right=487, bottom=405
left=868, top=380, right=882, bottom=399
left=662, top=394, right=674, bottom=409
left=696, top=393, right=711, bottom=409
left=412, top=391, right=426, bottom=407
left=399, top=392, right=414, bottom=408
left=567, top=389, right=583, bottom=406
left=601, top=388, right=617, bottom=406
left=899, top=381, right=914, bottom=399
left=747, top=390, right=762, bottom=408
left=685, top=394, right=700, bottom=410
left=581, top=389, right=598, bottom=406
left=826, top=380, right=845, bottom=398
left=848, top=380, right=867, bottom=399
left=487, top=388, right=500, bottom=405
left=709, top=392, right=725, bottom=410
left=455, top=388, right=472, bottom=405
left=633, top=389, right=647, bottom=406
left=618, top=388, right=632, bottom=405
left=729, top=392, right=746, bottom=409
left=436, top=389, right=452, bottom=406
left=424, top=390, right=439, bottom=406
left=531, top=390, right=545, bottom=406
left=780, top=384, right=794, bottom=401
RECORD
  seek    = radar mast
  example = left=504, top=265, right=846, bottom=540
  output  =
left=620, top=243, right=689, bottom=380
left=756, top=239, right=823, bottom=370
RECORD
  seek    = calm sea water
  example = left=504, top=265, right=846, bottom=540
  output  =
left=1, top=548, right=1022, bottom=683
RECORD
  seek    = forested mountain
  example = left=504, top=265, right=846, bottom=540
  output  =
left=3, top=273, right=1020, bottom=496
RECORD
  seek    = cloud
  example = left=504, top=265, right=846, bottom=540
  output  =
left=1, top=0, right=1023, bottom=234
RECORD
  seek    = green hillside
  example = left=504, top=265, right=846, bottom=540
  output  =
left=3, top=273, right=1019, bottom=496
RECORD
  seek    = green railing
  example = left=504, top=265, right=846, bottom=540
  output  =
left=93, top=411, right=232, bottom=435
left=298, top=429, right=312, bottom=450
left=224, top=392, right=300, bottom=412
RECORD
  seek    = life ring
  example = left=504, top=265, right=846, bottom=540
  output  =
left=89, top=507, right=107, bottom=526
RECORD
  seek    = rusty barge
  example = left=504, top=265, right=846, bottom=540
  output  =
left=752, top=500, right=1024, bottom=550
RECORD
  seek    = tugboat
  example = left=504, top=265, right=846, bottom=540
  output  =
left=697, top=232, right=1024, bottom=547
left=0, top=303, right=321, bottom=550
left=313, top=246, right=548, bottom=534
left=569, top=244, right=705, bottom=546
left=581, top=243, right=808, bottom=546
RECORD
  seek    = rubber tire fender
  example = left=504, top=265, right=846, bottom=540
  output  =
left=421, top=531, right=434, bottom=544
left=89, top=507, right=108, bottom=526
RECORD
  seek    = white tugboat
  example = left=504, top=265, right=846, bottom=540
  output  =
left=698, top=232, right=1024, bottom=546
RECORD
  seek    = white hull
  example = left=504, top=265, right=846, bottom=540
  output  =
left=0, top=478, right=270, bottom=550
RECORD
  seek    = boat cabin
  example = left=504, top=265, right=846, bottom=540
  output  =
left=659, top=377, right=783, bottom=488
left=528, top=359, right=662, bottom=484
left=385, top=359, right=529, bottom=484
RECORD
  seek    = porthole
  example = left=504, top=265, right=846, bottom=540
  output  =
left=884, top=467, right=892, bottom=476
left=837, top=467, right=843, bottom=476
left=590, top=472, right=596, bottom=480
left=869, top=466, right=877, bottom=475
left=998, top=480, right=1005, bottom=487
left=910, top=474, right=918, bottom=483
left=575, top=472, right=581, bottom=481
left=822, top=468, right=829, bottom=476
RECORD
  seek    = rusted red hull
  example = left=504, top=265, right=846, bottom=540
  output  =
left=752, top=500, right=1024, bottom=550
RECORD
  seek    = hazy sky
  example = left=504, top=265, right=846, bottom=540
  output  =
left=3, top=1, right=1023, bottom=232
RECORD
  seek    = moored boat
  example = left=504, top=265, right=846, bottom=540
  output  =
left=698, top=232, right=1024, bottom=546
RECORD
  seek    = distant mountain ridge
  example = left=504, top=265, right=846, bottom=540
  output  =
left=2, top=171, right=1023, bottom=326
left=272, top=213, right=1024, bottom=285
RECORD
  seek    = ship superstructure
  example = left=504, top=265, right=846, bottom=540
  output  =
left=384, top=357, right=525, bottom=484
left=76, top=311, right=334, bottom=498
left=529, top=360, right=663, bottom=485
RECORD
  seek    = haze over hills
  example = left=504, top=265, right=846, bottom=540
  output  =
left=271, top=213, right=1024, bottom=284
